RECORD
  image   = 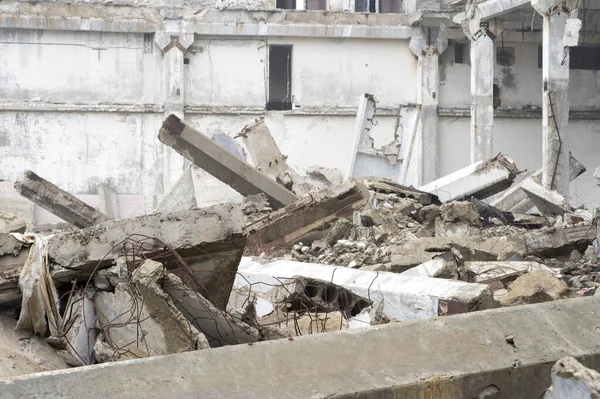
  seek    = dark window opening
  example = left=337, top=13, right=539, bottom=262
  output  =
left=354, top=0, right=373, bottom=12
left=276, top=0, right=296, bottom=9
left=306, top=0, right=326, bottom=10
left=267, top=46, right=293, bottom=111
left=493, top=84, right=501, bottom=109
left=538, top=45, right=600, bottom=70
left=143, top=33, right=154, bottom=54
left=454, top=42, right=469, bottom=65
left=496, top=47, right=515, bottom=66
left=183, top=57, right=190, bottom=65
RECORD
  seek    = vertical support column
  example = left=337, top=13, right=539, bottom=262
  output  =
left=466, top=21, right=495, bottom=163
left=532, top=0, right=576, bottom=197
left=154, top=32, right=194, bottom=206
left=409, top=29, right=447, bottom=185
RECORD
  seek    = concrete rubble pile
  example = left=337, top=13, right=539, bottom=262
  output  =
left=0, top=114, right=599, bottom=394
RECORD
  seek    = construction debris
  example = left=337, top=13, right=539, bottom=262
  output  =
left=14, top=171, right=110, bottom=229
left=500, top=270, right=570, bottom=306
left=521, top=178, right=572, bottom=216
left=546, top=357, right=600, bottom=399
left=0, top=211, right=26, bottom=234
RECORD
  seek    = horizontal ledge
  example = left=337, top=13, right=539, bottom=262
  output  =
left=438, top=107, right=600, bottom=120
left=0, top=102, right=164, bottom=113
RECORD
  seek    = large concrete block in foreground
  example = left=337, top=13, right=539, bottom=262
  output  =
left=3, top=297, right=600, bottom=398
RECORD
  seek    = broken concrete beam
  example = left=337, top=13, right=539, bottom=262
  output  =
left=6, top=297, right=600, bottom=398
left=244, top=179, right=370, bottom=245
left=97, top=184, right=120, bottom=219
left=390, top=235, right=520, bottom=272
left=235, top=257, right=496, bottom=322
left=464, top=261, right=554, bottom=284
left=399, top=253, right=459, bottom=279
left=521, top=178, right=571, bottom=216
left=418, top=154, right=519, bottom=203
left=360, top=177, right=438, bottom=205
left=522, top=225, right=597, bottom=258
left=491, top=153, right=585, bottom=212
left=158, top=114, right=297, bottom=209
left=546, top=357, right=600, bottom=399
left=237, top=118, right=309, bottom=196
left=46, top=205, right=245, bottom=310
left=14, top=171, right=110, bottom=228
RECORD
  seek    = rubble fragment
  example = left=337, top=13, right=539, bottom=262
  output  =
left=14, top=170, right=110, bottom=228
left=0, top=211, right=26, bottom=234
left=521, top=178, right=572, bottom=216
left=500, top=270, right=570, bottom=306
left=463, top=261, right=554, bottom=284
left=546, top=357, right=600, bottom=399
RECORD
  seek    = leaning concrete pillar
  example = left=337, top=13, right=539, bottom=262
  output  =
left=466, top=21, right=495, bottom=163
left=154, top=31, right=195, bottom=205
left=409, top=29, right=447, bottom=185
left=532, top=0, right=578, bottom=197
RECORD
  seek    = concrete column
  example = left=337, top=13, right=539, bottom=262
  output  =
left=409, top=29, right=447, bottom=185
left=467, top=21, right=495, bottom=163
left=532, top=0, right=577, bottom=197
left=154, top=32, right=194, bottom=208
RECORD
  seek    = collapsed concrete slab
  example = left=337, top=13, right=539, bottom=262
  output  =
left=158, top=114, right=297, bottom=209
left=14, top=171, right=110, bottom=228
left=522, top=225, right=597, bottom=258
left=245, top=179, right=370, bottom=245
left=546, top=356, right=600, bottom=399
left=491, top=153, right=585, bottom=212
left=4, top=297, right=600, bottom=398
left=46, top=205, right=246, bottom=310
left=464, top=261, right=554, bottom=284
left=418, top=154, right=519, bottom=203
left=235, top=257, right=495, bottom=322
left=521, top=178, right=571, bottom=216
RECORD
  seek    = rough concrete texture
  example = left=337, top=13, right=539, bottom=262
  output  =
left=418, top=154, right=519, bottom=203
left=0, top=234, right=24, bottom=258
left=522, top=225, right=597, bottom=258
left=60, top=291, right=97, bottom=366
left=235, top=257, right=495, bottom=322
left=501, top=270, right=570, bottom=306
left=0, top=182, right=35, bottom=229
left=546, top=356, right=600, bottom=399
left=464, top=261, right=554, bottom=284
left=522, top=177, right=571, bottom=216
left=3, top=298, right=600, bottom=398
left=47, top=205, right=246, bottom=310
left=158, top=114, right=297, bottom=210
left=0, top=314, right=69, bottom=379
left=94, top=260, right=209, bottom=358
left=0, top=211, right=26, bottom=234
left=14, top=170, right=110, bottom=228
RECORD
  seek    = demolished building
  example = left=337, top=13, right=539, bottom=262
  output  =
left=1, top=0, right=600, bottom=397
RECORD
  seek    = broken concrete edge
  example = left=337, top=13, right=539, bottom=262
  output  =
left=158, top=114, right=298, bottom=210
left=521, top=178, right=571, bottom=216
left=14, top=171, right=110, bottom=229
left=418, top=154, right=519, bottom=203
left=244, top=178, right=370, bottom=245
left=546, top=356, right=600, bottom=398
left=2, top=297, right=600, bottom=398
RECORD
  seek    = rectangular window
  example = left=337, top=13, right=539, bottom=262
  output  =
left=454, top=42, right=469, bottom=65
left=267, top=46, right=293, bottom=111
left=379, top=0, right=402, bottom=13
left=354, top=0, right=376, bottom=12
left=355, top=0, right=401, bottom=13
left=276, top=0, right=296, bottom=9
left=306, top=0, right=326, bottom=9
left=538, top=45, right=600, bottom=70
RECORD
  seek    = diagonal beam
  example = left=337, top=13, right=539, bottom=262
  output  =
left=474, top=0, right=531, bottom=20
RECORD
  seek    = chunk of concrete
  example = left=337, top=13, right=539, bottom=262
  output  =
left=5, top=297, right=600, bottom=398
left=158, top=114, right=297, bottom=209
left=94, top=260, right=209, bottom=358
left=521, top=178, right=571, bottom=216
left=59, top=291, right=97, bottom=366
left=522, top=225, right=597, bottom=258
left=500, top=270, right=569, bottom=306
left=546, top=357, right=600, bottom=399
left=400, top=253, right=459, bottom=279
left=418, top=154, right=519, bottom=203
left=237, top=118, right=309, bottom=196
left=0, top=211, right=26, bottom=234
left=47, top=205, right=245, bottom=310
left=245, top=179, right=370, bottom=245
left=464, top=261, right=555, bottom=284
left=235, top=257, right=495, bottom=322
left=14, top=171, right=110, bottom=228
left=163, top=272, right=260, bottom=348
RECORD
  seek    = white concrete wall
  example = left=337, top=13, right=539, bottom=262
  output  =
left=438, top=116, right=600, bottom=209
